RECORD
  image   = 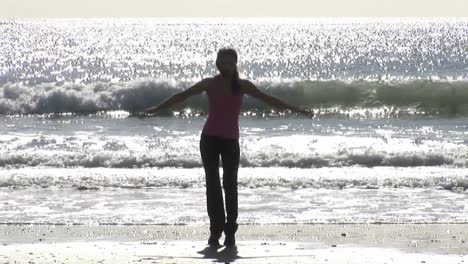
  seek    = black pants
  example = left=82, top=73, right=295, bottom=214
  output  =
left=200, top=134, right=239, bottom=236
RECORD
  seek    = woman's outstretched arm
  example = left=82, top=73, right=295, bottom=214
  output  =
left=241, top=80, right=313, bottom=116
left=145, top=78, right=210, bottom=114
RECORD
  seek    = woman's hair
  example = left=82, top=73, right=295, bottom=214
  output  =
left=216, top=48, right=241, bottom=93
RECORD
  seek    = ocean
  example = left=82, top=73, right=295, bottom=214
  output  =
left=0, top=18, right=467, bottom=225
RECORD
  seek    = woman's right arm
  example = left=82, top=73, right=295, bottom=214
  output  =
left=241, top=80, right=313, bottom=116
left=145, top=78, right=211, bottom=114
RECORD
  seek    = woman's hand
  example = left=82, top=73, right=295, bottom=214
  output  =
left=130, top=111, right=150, bottom=119
left=296, top=108, right=314, bottom=117
left=144, top=106, right=158, bottom=115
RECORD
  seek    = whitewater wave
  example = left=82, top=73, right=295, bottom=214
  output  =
left=0, top=151, right=464, bottom=169
left=1, top=131, right=466, bottom=169
left=1, top=80, right=468, bottom=116
left=0, top=167, right=467, bottom=192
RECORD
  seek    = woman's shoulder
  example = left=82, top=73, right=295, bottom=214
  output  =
left=198, top=77, right=215, bottom=89
left=196, top=77, right=216, bottom=95
left=201, top=77, right=215, bottom=84
left=239, top=79, right=255, bottom=93
left=239, top=78, right=252, bottom=85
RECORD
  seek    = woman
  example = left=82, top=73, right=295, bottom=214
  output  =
left=145, top=48, right=313, bottom=247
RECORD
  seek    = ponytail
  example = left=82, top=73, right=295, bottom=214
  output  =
left=232, top=69, right=240, bottom=93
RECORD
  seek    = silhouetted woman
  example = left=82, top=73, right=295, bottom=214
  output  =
left=145, top=48, right=312, bottom=247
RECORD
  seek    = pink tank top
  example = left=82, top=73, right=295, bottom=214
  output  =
left=202, top=77, right=243, bottom=139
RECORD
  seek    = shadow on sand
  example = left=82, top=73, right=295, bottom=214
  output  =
left=197, top=245, right=239, bottom=263
left=138, top=243, right=317, bottom=263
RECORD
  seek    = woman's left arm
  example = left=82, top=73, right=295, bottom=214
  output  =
left=241, top=80, right=313, bottom=117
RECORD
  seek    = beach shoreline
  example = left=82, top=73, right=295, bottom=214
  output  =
left=2, top=223, right=467, bottom=253
left=1, top=223, right=467, bottom=263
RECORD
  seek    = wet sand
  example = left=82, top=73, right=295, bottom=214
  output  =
left=0, top=224, right=467, bottom=263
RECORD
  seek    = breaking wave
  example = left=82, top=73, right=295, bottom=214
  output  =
left=1, top=79, right=468, bottom=117
left=0, top=151, right=464, bottom=169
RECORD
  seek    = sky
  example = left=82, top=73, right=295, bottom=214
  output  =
left=1, top=0, right=468, bottom=18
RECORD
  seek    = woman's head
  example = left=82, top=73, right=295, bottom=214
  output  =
left=216, top=48, right=238, bottom=77
left=216, top=48, right=240, bottom=93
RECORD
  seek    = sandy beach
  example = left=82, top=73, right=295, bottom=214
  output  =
left=1, top=223, right=467, bottom=263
